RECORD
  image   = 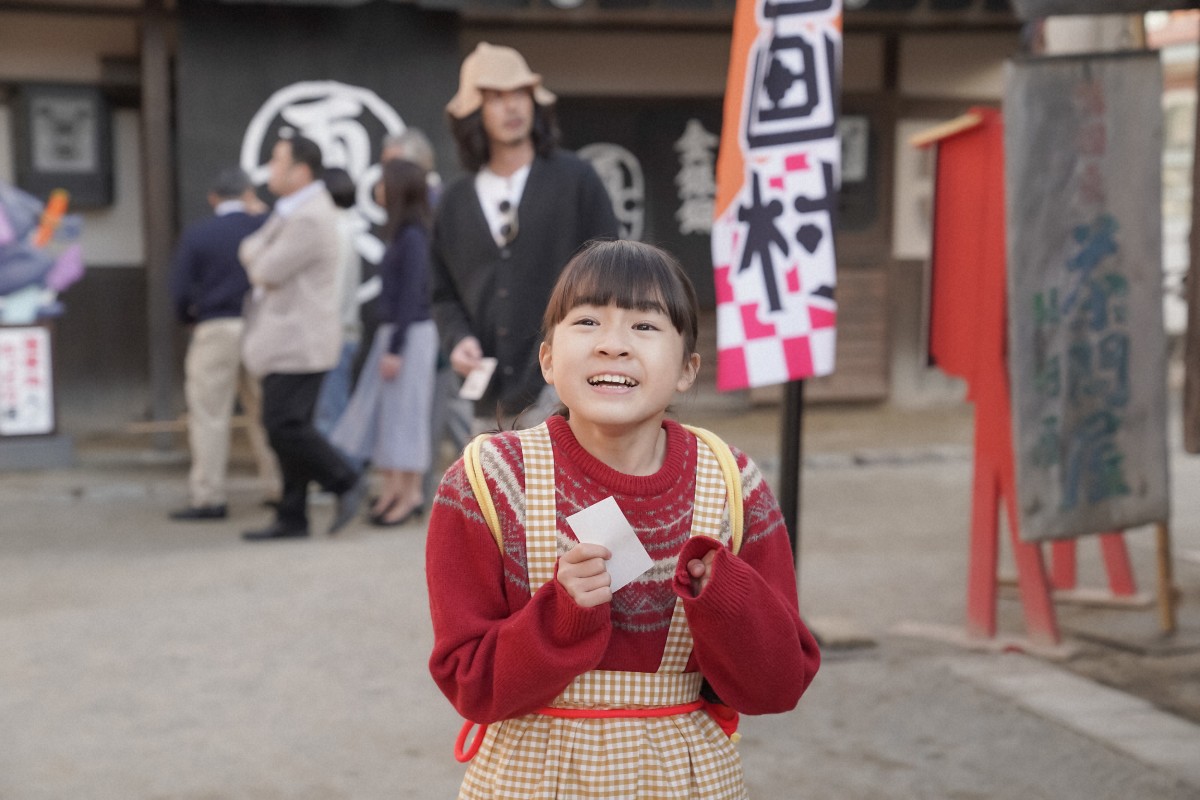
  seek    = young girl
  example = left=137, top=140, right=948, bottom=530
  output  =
left=426, top=240, right=820, bottom=798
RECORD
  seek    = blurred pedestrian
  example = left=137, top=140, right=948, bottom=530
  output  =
left=313, top=167, right=364, bottom=437
left=432, top=42, right=618, bottom=432
left=239, top=135, right=367, bottom=541
left=331, top=159, right=437, bottom=527
left=382, top=127, right=472, bottom=500
left=382, top=128, right=436, bottom=176
left=167, top=167, right=273, bottom=521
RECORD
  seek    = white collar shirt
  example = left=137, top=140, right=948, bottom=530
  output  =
left=273, top=179, right=326, bottom=218
left=475, top=164, right=531, bottom=247
left=214, top=199, right=248, bottom=217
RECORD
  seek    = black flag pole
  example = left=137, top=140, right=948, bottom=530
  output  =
left=781, top=379, right=832, bottom=650
left=778, top=379, right=805, bottom=581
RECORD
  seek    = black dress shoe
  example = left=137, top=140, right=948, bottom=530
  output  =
left=169, top=504, right=228, bottom=521
left=241, top=521, right=310, bottom=541
left=329, top=473, right=369, bottom=535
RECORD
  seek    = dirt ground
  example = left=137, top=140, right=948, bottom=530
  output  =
left=1054, top=584, right=1200, bottom=725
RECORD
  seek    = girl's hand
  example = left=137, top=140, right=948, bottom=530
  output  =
left=380, top=353, right=403, bottom=381
left=557, top=543, right=612, bottom=608
left=687, top=549, right=718, bottom=597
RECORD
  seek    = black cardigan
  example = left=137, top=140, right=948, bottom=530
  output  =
left=430, top=150, right=619, bottom=417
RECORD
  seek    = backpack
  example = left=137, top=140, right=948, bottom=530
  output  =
left=462, top=424, right=744, bottom=555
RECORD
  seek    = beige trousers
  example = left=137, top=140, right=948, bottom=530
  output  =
left=184, top=318, right=277, bottom=506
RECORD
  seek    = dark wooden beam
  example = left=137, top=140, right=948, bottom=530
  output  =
left=0, top=1, right=147, bottom=16
left=140, top=0, right=177, bottom=439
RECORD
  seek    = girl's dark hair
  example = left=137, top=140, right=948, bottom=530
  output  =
left=379, top=158, right=430, bottom=239
left=449, top=96, right=561, bottom=173
left=542, top=240, right=699, bottom=360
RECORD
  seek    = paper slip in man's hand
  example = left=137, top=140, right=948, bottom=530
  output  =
left=566, top=496, right=653, bottom=593
left=459, top=357, right=498, bottom=401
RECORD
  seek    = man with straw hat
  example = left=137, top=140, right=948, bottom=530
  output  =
left=432, top=42, right=618, bottom=430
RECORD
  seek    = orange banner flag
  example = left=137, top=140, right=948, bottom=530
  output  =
left=711, top=0, right=842, bottom=391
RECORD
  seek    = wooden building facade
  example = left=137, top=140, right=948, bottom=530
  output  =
left=0, top=0, right=1024, bottom=434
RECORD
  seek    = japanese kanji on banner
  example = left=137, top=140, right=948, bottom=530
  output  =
left=0, top=326, right=54, bottom=436
left=712, top=0, right=842, bottom=391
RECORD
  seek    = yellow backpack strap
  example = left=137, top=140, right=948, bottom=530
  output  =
left=683, top=424, right=744, bottom=555
left=463, top=433, right=504, bottom=551
left=467, top=427, right=743, bottom=556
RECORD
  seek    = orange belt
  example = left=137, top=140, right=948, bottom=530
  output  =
left=454, top=700, right=738, bottom=763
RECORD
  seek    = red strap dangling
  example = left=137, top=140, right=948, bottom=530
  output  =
left=702, top=700, right=740, bottom=739
left=454, top=719, right=488, bottom=763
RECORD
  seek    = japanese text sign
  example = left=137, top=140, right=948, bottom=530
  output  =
left=712, top=0, right=841, bottom=391
left=1005, top=54, right=1170, bottom=541
left=0, top=326, right=54, bottom=436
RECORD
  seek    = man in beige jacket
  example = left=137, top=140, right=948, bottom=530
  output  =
left=239, top=135, right=366, bottom=540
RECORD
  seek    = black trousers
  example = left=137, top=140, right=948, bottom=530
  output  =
left=261, top=372, right=358, bottom=527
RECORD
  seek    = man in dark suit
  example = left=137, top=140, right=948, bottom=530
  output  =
left=432, top=43, right=619, bottom=429
left=167, top=168, right=269, bottom=521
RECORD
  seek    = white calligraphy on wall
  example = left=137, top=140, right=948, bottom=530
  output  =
left=241, top=81, right=405, bottom=302
left=674, top=119, right=718, bottom=236
left=578, top=143, right=644, bottom=242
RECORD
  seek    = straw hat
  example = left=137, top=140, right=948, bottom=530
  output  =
left=446, top=42, right=557, bottom=120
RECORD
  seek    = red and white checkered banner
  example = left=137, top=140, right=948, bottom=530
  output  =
left=712, top=0, right=841, bottom=391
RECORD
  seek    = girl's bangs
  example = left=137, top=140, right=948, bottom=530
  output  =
left=561, top=258, right=670, bottom=316
left=543, top=240, right=699, bottom=354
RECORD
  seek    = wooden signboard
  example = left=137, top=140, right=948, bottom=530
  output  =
left=1005, top=53, right=1170, bottom=542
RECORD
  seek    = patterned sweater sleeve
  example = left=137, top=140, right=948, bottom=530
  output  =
left=671, top=449, right=821, bottom=715
left=426, top=456, right=613, bottom=724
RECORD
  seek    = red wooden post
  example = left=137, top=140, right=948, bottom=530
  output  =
left=995, top=369, right=1060, bottom=646
left=923, top=108, right=1061, bottom=646
left=966, top=454, right=999, bottom=639
left=1098, top=532, right=1138, bottom=597
left=1051, top=532, right=1137, bottom=597
left=1050, top=541, right=1077, bottom=590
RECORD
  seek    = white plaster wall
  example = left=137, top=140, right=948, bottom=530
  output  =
left=0, top=104, right=142, bottom=267
left=461, top=29, right=732, bottom=97
left=844, top=34, right=886, bottom=94
left=464, top=29, right=887, bottom=98
left=899, top=33, right=1018, bottom=100
left=0, top=11, right=138, bottom=83
left=1043, top=14, right=1144, bottom=54
left=1, top=10, right=144, bottom=268
left=78, top=109, right=144, bottom=267
left=0, top=105, right=12, bottom=184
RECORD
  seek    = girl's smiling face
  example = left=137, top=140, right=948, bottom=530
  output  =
left=540, top=301, right=700, bottom=435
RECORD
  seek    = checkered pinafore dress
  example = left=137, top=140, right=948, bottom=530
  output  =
left=458, top=422, right=748, bottom=800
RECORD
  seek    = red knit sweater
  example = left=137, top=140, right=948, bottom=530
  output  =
left=426, top=415, right=820, bottom=725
